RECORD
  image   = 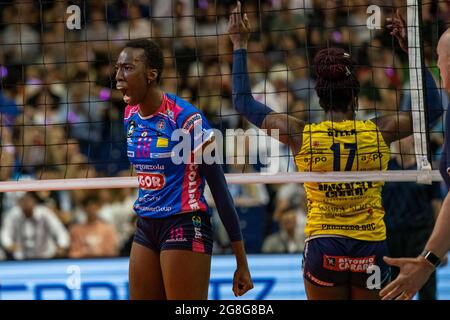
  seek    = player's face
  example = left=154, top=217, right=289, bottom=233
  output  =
left=115, top=48, right=148, bottom=105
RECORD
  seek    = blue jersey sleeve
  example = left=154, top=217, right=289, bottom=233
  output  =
left=177, top=109, right=214, bottom=153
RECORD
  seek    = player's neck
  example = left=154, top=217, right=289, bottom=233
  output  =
left=139, top=89, right=164, bottom=118
left=325, top=110, right=354, bottom=122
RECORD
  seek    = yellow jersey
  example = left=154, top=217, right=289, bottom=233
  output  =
left=294, top=120, right=390, bottom=241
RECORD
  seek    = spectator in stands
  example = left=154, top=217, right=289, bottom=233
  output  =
left=0, top=192, right=70, bottom=260
left=0, top=126, right=15, bottom=181
left=262, top=204, right=306, bottom=254
left=382, top=135, right=444, bottom=300
left=68, top=195, right=119, bottom=258
left=114, top=3, right=159, bottom=44
left=98, top=188, right=136, bottom=252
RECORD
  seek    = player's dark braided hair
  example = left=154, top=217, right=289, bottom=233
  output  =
left=125, top=39, right=164, bottom=84
left=314, top=47, right=360, bottom=113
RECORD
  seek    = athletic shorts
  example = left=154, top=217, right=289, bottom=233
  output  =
left=133, top=211, right=213, bottom=255
left=302, top=237, right=390, bottom=288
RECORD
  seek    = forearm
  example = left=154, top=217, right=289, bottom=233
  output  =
left=424, top=192, right=450, bottom=258
left=231, top=240, right=250, bottom=268
left=232, top=49, right=273, bottom=128
left=432, top=199, right=442, bottom=221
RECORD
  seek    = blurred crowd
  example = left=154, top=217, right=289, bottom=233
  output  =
left=1, top=0, right=450, bottom=260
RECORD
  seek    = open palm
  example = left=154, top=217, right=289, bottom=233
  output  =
left=228, top=1, right=250, bottom=50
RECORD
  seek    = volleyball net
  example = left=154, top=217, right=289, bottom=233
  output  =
left=0, top=0, right=448, bottom=192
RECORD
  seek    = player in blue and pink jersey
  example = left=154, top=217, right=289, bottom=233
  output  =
left=116, top=39, right=253, bottom=300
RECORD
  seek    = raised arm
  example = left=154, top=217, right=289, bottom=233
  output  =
left=375, top=10, right=443, bottom=145
left=229, top=1, right=305, bottom=154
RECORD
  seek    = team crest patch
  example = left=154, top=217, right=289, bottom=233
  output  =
left=127, top=121, right=135, bottom=137
left=157, top=119, right=165, bottom=130
left=141, top=131, right=148, bottom=137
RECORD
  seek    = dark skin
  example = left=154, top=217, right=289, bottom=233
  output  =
left=116, top=45, right=253, bottom=300
left=229, top=1, right=414, bottom=300
left=228, top=2, right=412, bottom=156
left=115, top=47, right=162, bottom=117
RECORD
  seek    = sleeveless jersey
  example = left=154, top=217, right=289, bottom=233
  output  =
left=124, top=93, right=213, bottom=218
left=294, top=120, right=390, bottom=241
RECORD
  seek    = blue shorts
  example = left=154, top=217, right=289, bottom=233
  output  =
left=302, top=237, right=390, bottom=288
left=134, top=211, right=213, bottom=255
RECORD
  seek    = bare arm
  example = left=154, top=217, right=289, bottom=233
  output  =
left=229, top=2, right=305, bottom=154
left=261, top=112, right=305, bottom=154
left=372, top=112, right=412, bottom=146
left=425, top=192, right=450, bottom=259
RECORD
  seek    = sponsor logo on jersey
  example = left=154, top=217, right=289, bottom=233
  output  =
left=187, top=164, right=200, bottom=210
left=192, top=215, right=202, bottom=227
left=134, top=164, right=165, bottom=171
left=360, top=152, right=383, bottom=162
left=323, top=255, right=376, bottom=272
left=127, top=151, right=135, bottom=157
left=134, top=204, right=172, bottom=212
left=127, top=121, right=135, bottom=137
left=305, top=271, right=334, bottom=287
left=182, top=113, right=202, bottom=133
left=167, top=109, right=174, bottom=120
left=138, top=172, right=166, bottom=190
left=318, top=182, right=373, bottom=198
left=321, top=223, right=376, bottom=232
left=149, top=152, right=172, bottom=158
left=156, top=137, right=169, bottom=148
left=192, top=215, right=205, bottom=253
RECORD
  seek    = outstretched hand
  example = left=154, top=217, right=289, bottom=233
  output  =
left=379, top=256, right=435, bottom=300
left=386, top=9, right=408, bottom=53
left=228, top=1, right=251, bottom=50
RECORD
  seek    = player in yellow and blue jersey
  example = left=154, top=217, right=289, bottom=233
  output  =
left=228, top=2, right=442, bottom=299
